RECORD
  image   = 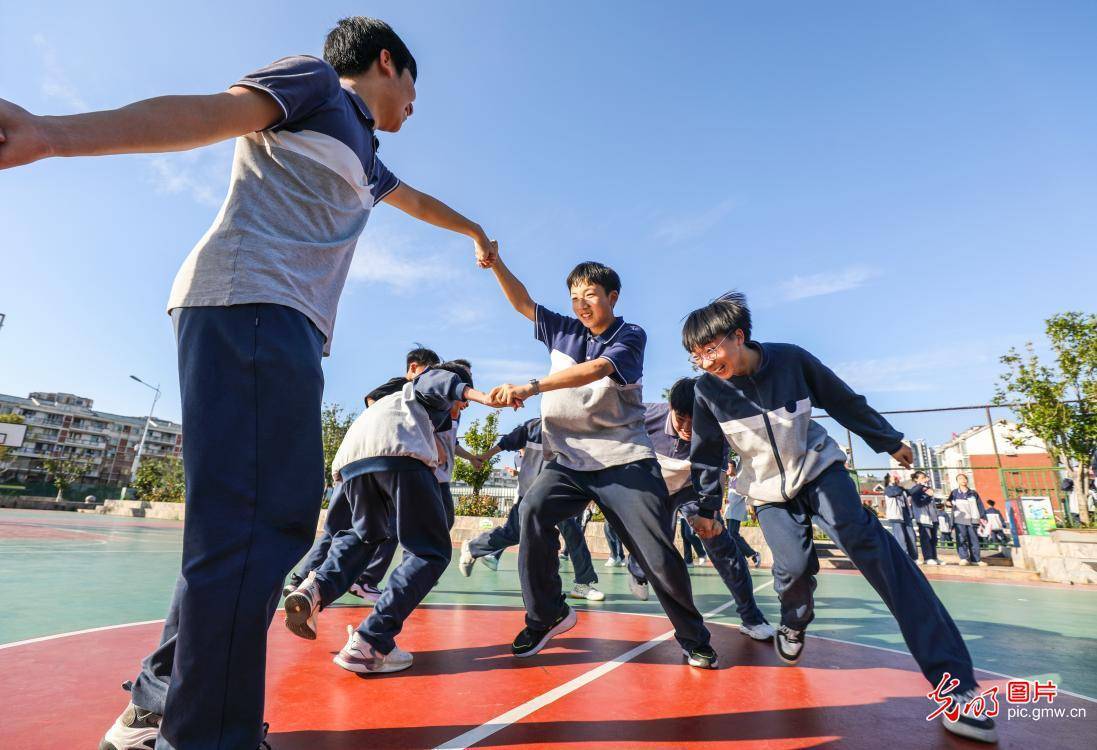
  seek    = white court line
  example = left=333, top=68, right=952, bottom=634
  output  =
left=0, top=619, right=165, bottom=651
left=432, top=580, right=774, bottom=750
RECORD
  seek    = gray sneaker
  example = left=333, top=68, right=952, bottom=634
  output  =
left=284, top=570, right=322, bottom=640
left=775, top=625, right=805, bottom=664
left=458, top=540, right=476, bottom=577
left=568, top=583, right=605, bottom=601
left=481, top=552, right=500, bottom=571
left=333, top=625, right=413, bottom=674
left=941, top=688, right=999, bottom=743
left=99, top=702, right=161, bottom=750
left=627, top=575, right=650, bottom=601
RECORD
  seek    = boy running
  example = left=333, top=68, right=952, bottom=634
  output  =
left=631, top=377, right=775, bottom=640
left=284, top=362, right=496, bottom=673
left=683, top=291, right=996, bottom=743
left=487, top=255, right=715, bottom=668
left=0, top=17, right=498, bottom=750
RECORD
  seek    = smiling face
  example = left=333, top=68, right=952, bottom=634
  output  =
left=570, top=281, right=618, bottom=334
left=670, top=410, right=693, bottom=442
left=691, top=329, right=751, bottom=379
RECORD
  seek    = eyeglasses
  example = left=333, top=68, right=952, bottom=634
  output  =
left=688, top=331, right=732, bottom=366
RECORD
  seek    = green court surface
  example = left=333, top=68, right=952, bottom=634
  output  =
left=2, top=507, right=1096, bottom=700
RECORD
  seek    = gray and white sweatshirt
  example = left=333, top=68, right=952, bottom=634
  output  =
left=691, top=342, right=903, bottom=515
left=333, top=369, right=468, bottom=481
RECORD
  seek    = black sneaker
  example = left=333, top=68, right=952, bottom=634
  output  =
left=258, top=721, right=271, bottom=749
left=99, top=702, right=161, bottom=750
left=775, top=625, right=805, bottom=665
left=511, top=606, right=577, bottom=658
left=941, top=689, right=999, bottom=743
left=682, top=644, right=719, bottom=669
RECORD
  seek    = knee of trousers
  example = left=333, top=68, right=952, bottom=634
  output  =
left=771, top=551, right=817, bottom=584
left=518, top=495, right=554, bottom=534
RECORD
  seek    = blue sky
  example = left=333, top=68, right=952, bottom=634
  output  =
left=2, top=1, right=1094, bottom=468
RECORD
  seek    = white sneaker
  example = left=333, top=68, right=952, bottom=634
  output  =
left=569, top=583, right=605, bottom=601
left=481, top=553, right=500, bottom=571
left=284, top=570, right=322, bottom=640
left=941, top=688, right=999, bottom=743
left=977, top=561, right=989, bottom=567
left=458, top=540, right=476, bottom=577
left=959, top=559, right=971, bottom=566
left=925, top=559, right=939, bottom=566
left=739, top=621, right=777, bottom=641
left=332, top=625, right=413, bottom=674
left=604, top=557, right=618, bottom=569
left=628, top=576, right=650, bottom=601
left=99, top=702, right=161, bottom=750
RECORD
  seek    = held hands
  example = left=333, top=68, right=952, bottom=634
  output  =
left=474, top=236, right=498, bottom=269
left=488, top=382, right=534, bottom=410
left=688, top=515, right=724, bottom=540
left=890, top=444, right=914, bottom=469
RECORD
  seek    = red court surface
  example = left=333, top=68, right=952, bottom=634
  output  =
left=2, top=603, right=1092, bottom=749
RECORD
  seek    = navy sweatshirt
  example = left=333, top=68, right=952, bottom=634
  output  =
left=691, top=342, right=904, bottom=516
left=496, top=418, right=545, bottom=498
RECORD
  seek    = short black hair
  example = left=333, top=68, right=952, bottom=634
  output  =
left=566, top=261, right=621, bottom=295
left=681, top=291, right=752, bottom=353
left=668, top=377, right=697, bottom=417
left=406, top=344, right=440, bottom=370
left=912, top=470, right=928, bottom=480
left=324, top=17, right=417, bottom=81
left=452, top=358, right=472, bottom=370
left=987, top=499, right=996, bottom=507
left=434, top=361, right=473, bottom=389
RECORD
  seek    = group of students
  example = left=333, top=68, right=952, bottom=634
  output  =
left=0, top=15, right=1001, bottom=750
left=884, top=471, right=1010, bottom=566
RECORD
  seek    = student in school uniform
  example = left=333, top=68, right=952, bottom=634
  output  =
left=909, top=471, right=942, bottom=565
left=683, top=292, right=995, bottom=743
left=485, top=255, right=716, bottom=668
left=283, top=362, right=498, bottom=674
left=883, top=474, right=918, bottom=561
left=284, top=346, right=442, bottom=600
left=725, top=465, right=763, bottom=568
left=984, top=500, right=1009, bottom=547
left=949, top=474, right=988, bottom=566
left=17, top=18, right=503, bottom=749
left=457, top=418, right=605, bottom=601
left=627, top=379, right=775, bottom=641
left=938, top=502, right=955, bottom=547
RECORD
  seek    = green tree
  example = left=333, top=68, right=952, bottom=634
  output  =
left=0, top=413, right=25, bottom=462
left=42, top=456, right=87, bottom=500
left=132, top=456, right=186, bottom=503
left=453, top=411, right=501, bottom=498
left=995, top=311, right=1097, bottom=525
left=321, top=402, right=358, bottom=487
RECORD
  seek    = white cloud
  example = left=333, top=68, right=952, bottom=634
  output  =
left=144, top=143, right=233, bottom=207
left=32, top=34, right=88, bottom=111
left=833, top=347, right=993, bottom=394
left=348, top=227, right=458, bottom=293
left=653, top=198, right=735, bottom=245
left=778, top=265, right=881, bottom=301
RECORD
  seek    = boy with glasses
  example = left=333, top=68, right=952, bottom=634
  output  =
left=683, top=291, right=996, bottom=744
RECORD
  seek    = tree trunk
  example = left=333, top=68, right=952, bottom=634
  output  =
left=55, top=487, right=64, bottom=501
left=1076, top=465, right=1091, bottom=526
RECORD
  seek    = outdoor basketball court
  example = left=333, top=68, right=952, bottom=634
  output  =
left=2, top=508, right=1094, bottom=748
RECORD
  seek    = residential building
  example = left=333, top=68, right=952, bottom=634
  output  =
left=0, top=391, right=182, bottom=487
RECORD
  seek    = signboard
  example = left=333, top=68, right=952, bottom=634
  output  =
left=0, top=422, right=27, bottom=448
left=1019, top=496, right=1055, bottom=536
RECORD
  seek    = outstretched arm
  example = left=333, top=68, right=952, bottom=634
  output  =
left=489, top=359, right=614, bottom=408
left=0, top=88, right=280, bottom=168
left=489, top=254, right=536, bottom=321
left=382, top=183, right=496, bottom=268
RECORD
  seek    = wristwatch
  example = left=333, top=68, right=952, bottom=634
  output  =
left=528, top=378, right=541, bottom=395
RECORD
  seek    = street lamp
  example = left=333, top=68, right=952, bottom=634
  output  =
left=128, top=374, right=162, bottom=486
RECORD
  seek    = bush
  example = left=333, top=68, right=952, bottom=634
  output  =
left=132, top=457, right=185, bottom=503
left=455, top=493, right=503, bottom=517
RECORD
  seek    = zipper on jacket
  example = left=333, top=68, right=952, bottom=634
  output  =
left=750, top=375, right=791, bottom=502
